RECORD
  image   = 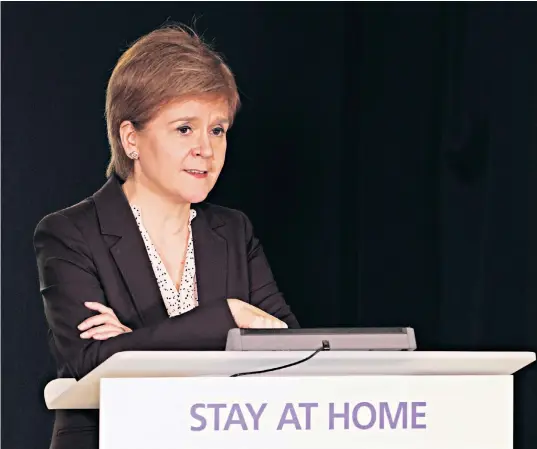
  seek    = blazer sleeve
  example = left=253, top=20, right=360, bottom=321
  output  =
left=240, top=212, right=300, bottom=329
left=34, top=212, right=237, bottom=380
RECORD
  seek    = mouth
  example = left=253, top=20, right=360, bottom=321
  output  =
left=184, top=169, right=208, bottom=179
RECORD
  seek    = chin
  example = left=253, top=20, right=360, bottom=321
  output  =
left=166, top=175, right=217, bottom=204
left=178, top=189, right=210, bottom=204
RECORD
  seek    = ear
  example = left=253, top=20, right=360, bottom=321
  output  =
left=119, top=121, right=138, bottom=157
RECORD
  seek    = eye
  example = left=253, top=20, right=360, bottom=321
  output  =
left=211, top=126, right=226, bottom=137
left=177, top=125, right=192, bottom=135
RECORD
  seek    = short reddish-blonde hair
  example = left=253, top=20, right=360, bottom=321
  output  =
left=105, top=24, right=241, bottom=179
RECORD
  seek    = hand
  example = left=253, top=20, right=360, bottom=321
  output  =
left=227, top=298, right=288, bottom=329
left=78, top=302, right=132, bottom=340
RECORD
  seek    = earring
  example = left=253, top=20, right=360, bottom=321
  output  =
left=128, top=151, right=139, bottom=160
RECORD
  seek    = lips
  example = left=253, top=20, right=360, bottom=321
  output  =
left=184, top=169, right=208, bottom=178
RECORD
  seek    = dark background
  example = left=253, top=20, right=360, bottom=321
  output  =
left=3, top=1, right=537, bottom=448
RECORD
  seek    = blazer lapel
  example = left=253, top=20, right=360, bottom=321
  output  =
left=93, top=176, right=168, bottom=326
left=191, top=206, right=228, bottom=307
left=93, top=176, right=230, bottom=326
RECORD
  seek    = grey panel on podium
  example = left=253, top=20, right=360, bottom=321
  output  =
left=225, top=327, right=417, bottom=351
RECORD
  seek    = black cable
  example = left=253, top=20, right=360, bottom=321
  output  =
left=230, top=340, right=331, bottom=377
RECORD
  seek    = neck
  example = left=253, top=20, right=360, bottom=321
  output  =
left=122, top=174, right=191, bottom=236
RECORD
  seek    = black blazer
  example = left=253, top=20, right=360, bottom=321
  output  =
left=34, top=175, right=299, bottom=449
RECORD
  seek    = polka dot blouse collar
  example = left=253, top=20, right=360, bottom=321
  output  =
left=130, top=205, right=199, bottom=317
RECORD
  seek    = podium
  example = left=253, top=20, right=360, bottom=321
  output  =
left=45, top=350, right=535, bottom=449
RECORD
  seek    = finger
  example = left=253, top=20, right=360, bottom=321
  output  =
left=80, top=324, right=126, bottom=339
left=246, top=316, right=264, bottom=329
left=92, top=331, right=124, bottom=340
left=84, top=302, right=115, bottom=316
left=249, top=316, right=273, bottom=329
left=78, top=313, right=117, bottom=331
left=266, top=318, right=277, bottom=328
left=260, top=317, right=287, bottom=329
left=91, top=324, right=131, bottom=338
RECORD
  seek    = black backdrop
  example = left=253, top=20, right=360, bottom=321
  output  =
left=3, top=2, right=537, bottom=449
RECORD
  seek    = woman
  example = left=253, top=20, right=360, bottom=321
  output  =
left=33, top=25, right=299, bottom=449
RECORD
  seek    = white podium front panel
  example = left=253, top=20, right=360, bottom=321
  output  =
left=100, top=375, right=513, bottom=449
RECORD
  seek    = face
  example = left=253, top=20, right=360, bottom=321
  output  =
left=121, top=95, right=230, bottom=204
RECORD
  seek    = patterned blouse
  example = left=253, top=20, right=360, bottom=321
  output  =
left=131, top=205, right=199, bottom=317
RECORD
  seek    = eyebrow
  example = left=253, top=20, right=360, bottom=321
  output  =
left=168, top=116, right=230, bottom=125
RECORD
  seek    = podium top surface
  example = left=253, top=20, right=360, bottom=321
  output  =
left=44, top=350, right=535, bottom=410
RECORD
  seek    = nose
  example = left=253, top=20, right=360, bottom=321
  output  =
left=192, top=135, right=214, bottom=159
